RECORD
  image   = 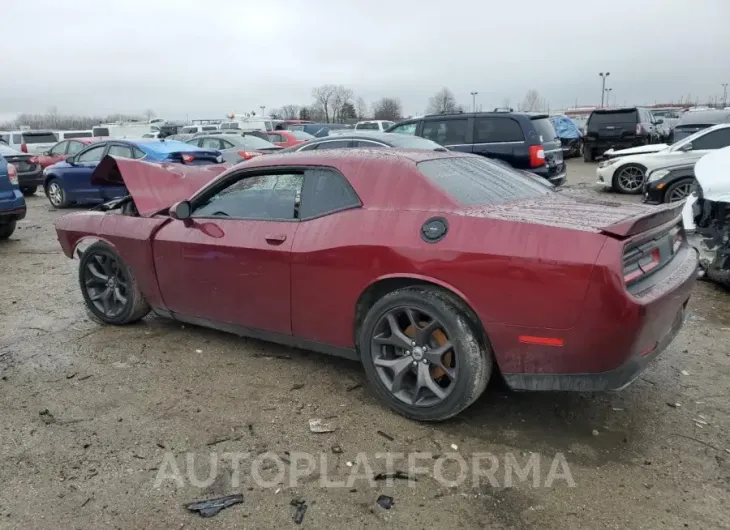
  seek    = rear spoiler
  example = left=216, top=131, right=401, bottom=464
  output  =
left=600, top=201, right=685, bottom=238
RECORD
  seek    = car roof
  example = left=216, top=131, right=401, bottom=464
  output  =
left=117, top=138, right=206, bottom=153
left=677, top=110, right=730, bottom=125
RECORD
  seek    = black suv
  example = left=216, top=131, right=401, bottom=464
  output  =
left=583, top=107, right=662, bottom=162
left=386, top=111, right=566, bottom=185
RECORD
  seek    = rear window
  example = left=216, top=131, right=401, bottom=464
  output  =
left=531, top=118, right=558, bottom=142
left=220, top=122, right=240, bottom=130
left=23, top=132, right=57, bottom=144
left=92, top=127, right=109, bottom=137
left=241, top=136, right=278, bottom=150
left=589, top=110, right=638, bottom=125
left=288, top=125, right=305, bottom=132
left=64, top=131, right=92, bottom=139
left=356, top=123, right=380, bottom=130
left=387, top=135, right=445, bottom=150
left=181, top=126, right=198, bottom=134
left=418, top=156, right=551, bottom=205
left=202, top=126, right=218, bottom=131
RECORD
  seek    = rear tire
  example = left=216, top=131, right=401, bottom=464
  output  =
left=358, top=286, right=492, bottom=421
left=0, top=220, right=17, bottom=240
left=583, top=147, right=594, bottom=162
left=79, top=242, right=150, bottom=325
left=21, top=186, right=38, bottom=196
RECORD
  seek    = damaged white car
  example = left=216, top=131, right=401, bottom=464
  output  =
left=683, top=145, right=730, bottom=286
left=596, top=123, right=730, bottom=194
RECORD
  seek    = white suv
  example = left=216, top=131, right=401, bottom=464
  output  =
left=354, top=120, right=395, bottom=132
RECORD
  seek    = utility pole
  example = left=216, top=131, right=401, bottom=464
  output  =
left=260, top=106, right=266, bottom=117
left=605, top=88, right=613, bottom=107
left=723, top=83, right=728, bottom=108
left=470, top=92, right=478, bottom=112
left=599, top=72, right=610, bottom=107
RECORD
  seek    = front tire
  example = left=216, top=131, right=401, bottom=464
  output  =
left=612, top=164, right=646, bottom=194
left=0, top=220, right=17, bottom=240
left=21, top=186, right=38, bottom=196
left=663, top=177, right=696, bottom=203
left=79, top=242, right=150, bottom=325
left=46, top=179, right=69, bottom=208
left=358, top=286, right=492, bottom=421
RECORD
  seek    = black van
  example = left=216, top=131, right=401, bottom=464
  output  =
left=386, top=111, right=565, bottom=185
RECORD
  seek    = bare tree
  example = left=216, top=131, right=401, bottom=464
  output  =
left=1, top=111, right=145, bottom=131
left=330, top=86, right=354, bottom=123
left=426, top=88, right=459, bottom=114
left=356, top=97, right=368, bottom=119
left=308, top=103, right=326, bottom=123
left=520, top=89, right=543, bottom=112
left=280, top=105, right=301, bottom=120
left=372, top=98, right=403, bottom=121
left=311, top=84, right=338, bottom=123
left=143, top=109, right=156, bottom=121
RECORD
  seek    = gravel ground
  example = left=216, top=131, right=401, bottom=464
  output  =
left=0, top=160, right=728, bottom=529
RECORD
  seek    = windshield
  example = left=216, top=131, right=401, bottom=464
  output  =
left=242, top=136, right=278, bottom=149
left=23, top=132, right=57, bottom=143
left=356, top=123, right=380, bottom=130
left=63, top=131, right=92, bottom=139
left=220, top=122, right=239, bottom=130
left=418, top=156, right=552, bottom=205
left=291, top=131, right=315, bottom=140
left=671, top=126, right=716, bottom=148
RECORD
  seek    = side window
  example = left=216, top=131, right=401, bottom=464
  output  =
left=315, top=140, right=352, bottom=150
left=389, top=122, right=417, bottom=135
left=268, top=134, right=283, bottom=143
left=421, top=119, right=468, bottom=145
left=692, top=129, right=730, bottom=150
left=107, top=145, right=134, bottom=158
left=354, top=140, right=387, bottom=149
left=132, top=147, right=146, bottom=159
left=474, top=118, right=524, bottom=143
left=66, top=141, right=84, bottom=155
left=192, top=173, right=304, bottom=220
left=49, top=141, right=68, bottom=155
left=12, top=134, right=21, bottom=144
left=76, top=145, right=106, bottom=163
left=200, top=137, right=221, bottom=149
left=300, top=168, right=361, bottom=219
left=221, top=139, right=235, bottom=149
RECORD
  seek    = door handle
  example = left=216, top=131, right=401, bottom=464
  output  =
left=265, top=234, right=287, bottom=244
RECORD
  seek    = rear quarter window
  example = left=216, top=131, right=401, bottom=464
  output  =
left=417, top=156, right=552, bottom=205
left=530, top=118, right=558, bottom=142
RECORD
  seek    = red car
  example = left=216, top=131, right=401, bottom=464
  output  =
left=266, top=130, right=315, bottom=148
left=54, top=151, right=697, bottom=420
left=38, top=138, right=104, bottom=168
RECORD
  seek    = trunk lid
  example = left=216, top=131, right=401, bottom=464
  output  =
left=464, top=193, right=684, bottom=237
left=90, top=156, right=227, bottom=217
left=2, top=153, right=38, bottom=175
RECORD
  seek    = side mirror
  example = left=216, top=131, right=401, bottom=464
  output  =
left=66, top=157, right=75, bottom=165
left=42, top=150, right=51, bottom=156
left=170, top=200, right=192, bottom=221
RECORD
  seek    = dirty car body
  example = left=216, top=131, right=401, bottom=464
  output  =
left=54, top=150, right=697, bottom=419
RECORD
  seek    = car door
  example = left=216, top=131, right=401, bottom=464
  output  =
left=152, top=169, right=304, bottom=334
left=39, top=141, right=68, bottom=168
left=66, top=143, right=109, bottom=200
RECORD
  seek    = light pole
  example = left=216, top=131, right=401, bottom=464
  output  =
left=723, top=83, right=728, bottom=108
left=260, top=105, right=266, bottom=117
left=470, top=92, right=478, bottom=112
left=599, top=72, right=610, bottom=107
left=605, top=88, right=613, bottom=107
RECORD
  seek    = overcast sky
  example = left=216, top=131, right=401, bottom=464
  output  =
left=2, top=0, right=729, bottom=120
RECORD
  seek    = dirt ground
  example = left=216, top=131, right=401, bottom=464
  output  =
left=1, top=160, right=729, bottom=529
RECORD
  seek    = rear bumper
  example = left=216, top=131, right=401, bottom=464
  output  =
left=18, top=168, right=43, bottom=187
left=532, top=166, right=567, bottom=186
left=0, top=192, right=27, bottom=221
left=500, top=243, right=698, bottom=392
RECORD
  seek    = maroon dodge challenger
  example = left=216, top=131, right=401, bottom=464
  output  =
left=54, top=150, right=698, bottom=421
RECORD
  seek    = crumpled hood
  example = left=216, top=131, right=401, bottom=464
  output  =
left=693, top=145, right=730, bottom=203
left=462, top=192, right=684, bottom=237
left=604, top=143, right=668, bottom=157
left=91, top=155, right=228, bottom=217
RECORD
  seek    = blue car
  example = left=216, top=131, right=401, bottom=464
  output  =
left=42, top=138, right=223, bottom=208
left=0, top=154, right=26, bottom=239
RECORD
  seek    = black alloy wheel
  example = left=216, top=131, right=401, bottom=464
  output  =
left=359, top=287, right=492, bottom=421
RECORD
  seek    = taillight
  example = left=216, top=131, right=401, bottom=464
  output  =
left=623, top=245, right=660, bottom=284
left=7, top=163, right=18, bottom=185
left=20, top=143, right=28, bottom=153
left=636, top=123, right=645, bottom=135
left=28, top=156, right=39, bottom=164
left=238, top=151, right=261, bottom=160
left=528, top=145, right=545, bottom=168
left=182, top=154, right=195, bottom=163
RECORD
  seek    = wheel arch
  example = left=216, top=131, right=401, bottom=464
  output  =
left=43, top=171, right=62, bottom=191
left=611, top=161, right=647, bottom=191
left=353, top=274, right=494, bottom=361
